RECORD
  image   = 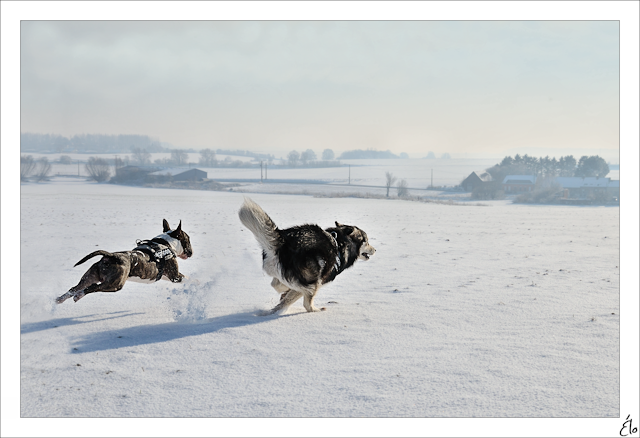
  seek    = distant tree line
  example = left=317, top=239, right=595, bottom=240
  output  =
left=423, top=152, right=451, bottom=159
left=338, top=149, right=400, bottom=159
left=486, top=154, right=609, bottom=182
left=282, top=149, right=341, bottom=167
left=215, top=149, right=274, bottom=160
left=21, top=133, right=166, bottom=154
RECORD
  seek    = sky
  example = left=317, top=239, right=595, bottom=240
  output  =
left=18, top=15, right=623, bottom=158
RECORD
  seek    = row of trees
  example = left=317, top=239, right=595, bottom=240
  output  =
left=21, top=154, right=116, bottom=183
left=286, top=149, right=337, bottom=167
left=20, top=155, right=52, bottom=182
left=424, top=152, right=452, bottom=159
left=21, top=133, right=165, bottom=154
left=338, top=149, right=399, bottom=159
left=486, top=154, right=609, bottom=182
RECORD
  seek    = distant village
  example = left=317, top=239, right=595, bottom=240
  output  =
left=20, top=133, right=619, bottom=205
left=460, top=154, right=619, bottom=205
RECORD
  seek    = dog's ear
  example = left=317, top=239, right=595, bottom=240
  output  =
left=335, top=222, right=354, bottom=236
left=176, top=220, right=182, bottom=233
left=163, top=219, right=170, bottom=232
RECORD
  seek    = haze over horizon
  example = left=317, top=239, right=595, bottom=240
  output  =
left=21, top=20, right=620, bottom=161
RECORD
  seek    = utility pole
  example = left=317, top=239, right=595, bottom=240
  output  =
left=349, top=165, right=351, bottom=185
left=431, top=169, right=433, bottom=188
left=260, top=161, right=263, bottom=182
left=265, top=163, right=267, bottom=180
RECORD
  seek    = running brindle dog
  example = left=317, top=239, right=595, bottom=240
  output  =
left=56, top=219, right=193, bottom=304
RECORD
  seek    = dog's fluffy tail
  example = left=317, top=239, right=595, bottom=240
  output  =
left=74, top=250, right=115, bottom=267
left=238, top=198, right=283, bottom=253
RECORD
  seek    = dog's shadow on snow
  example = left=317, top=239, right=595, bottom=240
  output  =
left=70, top=311, right=289, bottom=353
left=20, top=311, right=143, bottom=335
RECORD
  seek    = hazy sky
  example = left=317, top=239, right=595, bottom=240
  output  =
left=20, top=19, right=620, bottom=157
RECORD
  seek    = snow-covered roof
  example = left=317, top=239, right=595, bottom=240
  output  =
left=149, top=167, right=205, bottom=176
left=473, top=171, right=492, bottom=182
left=554, top=177, right=611, bottom=188
left=502, top=175, right=536, bottom=184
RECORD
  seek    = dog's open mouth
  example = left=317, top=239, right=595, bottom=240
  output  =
left=361, top=253, right=370, bottom=260
left=179, top=253, right=189, bottom=260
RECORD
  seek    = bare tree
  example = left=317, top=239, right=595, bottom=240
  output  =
left=131, top=147, right=151, bottom=165
left=114, top=156, right=127, bottom=169
left=59, top=155, right=73, bottom=164
left=34, top=157, right=52, bottom=182
left=85, top=157, right=111, bottom=182
left=385, top=172, right=397, bottom=197
left=21, top=155, right=37, bottom=181
left=322, top=149, right=335, bottom=161
left=288, top=150, right=300, bottom=167
left=397, top=179, right=409, bottom=197
left=300, top=149, right=316, bottom=165
left=171, top=149, right=189, bottom=166
left=199, top=148, right=217, bottom=167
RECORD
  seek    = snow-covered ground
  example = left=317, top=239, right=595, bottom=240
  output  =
left=6, top=174, right=634, bottom=436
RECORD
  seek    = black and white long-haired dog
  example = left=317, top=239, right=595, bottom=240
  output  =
left=239, top=198, right=375, bottom=315
left=56, top=219, right=193, bottom=304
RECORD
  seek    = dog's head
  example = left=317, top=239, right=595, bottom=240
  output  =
left=162, top=219, right=193, bottom=260
left=334, top=221, right=376, bottom=261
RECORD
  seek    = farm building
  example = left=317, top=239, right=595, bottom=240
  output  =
left=113, top=165, right=160, bottom=183
left=461, top=171, right=492, bottom=192
left=554, top=177, right=619, bottom=200
left=502, top=175, right=537, bottom=193
left=149, top=168, right=207, bottom=181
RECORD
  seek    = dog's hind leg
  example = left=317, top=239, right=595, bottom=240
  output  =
left=56, top=264, right=102, bottom=304
left=270, top=277, right=289, bottom=293
left=73, top=267, right=128, bottom=302
left=264, top=288, right=303, bottom=315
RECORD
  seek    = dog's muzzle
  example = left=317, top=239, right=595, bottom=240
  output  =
left=360, top=244, right=375, bottom=260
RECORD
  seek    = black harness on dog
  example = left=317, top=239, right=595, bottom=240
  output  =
left=329, top=232, right=342, bottom=274
left=133, top=238, right=177, bottom=282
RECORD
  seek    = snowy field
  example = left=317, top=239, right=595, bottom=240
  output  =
left=10, top=175, right=631, bottom=435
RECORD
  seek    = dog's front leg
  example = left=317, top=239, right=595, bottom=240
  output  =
left=171, top=273, right=186, bottom=283
left=164, top=260, right=187, bottom=283
left=303, top=292, right=325, bottom=313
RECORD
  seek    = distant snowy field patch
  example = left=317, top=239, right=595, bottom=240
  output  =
left=19, top=179, right=619, bottom=418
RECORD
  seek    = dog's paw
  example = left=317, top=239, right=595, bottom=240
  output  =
left=306, top=306, right=325, bottom=312
left=72, top=291, right=86, bottom=302
left=55, top=292, right=74, bottom=304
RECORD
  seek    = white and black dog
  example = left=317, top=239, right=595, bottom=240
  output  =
left=56, top=219, right=193, bottom=304
left=238, top=198, right=375, bottom=315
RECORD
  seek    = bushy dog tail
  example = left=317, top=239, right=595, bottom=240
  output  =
left=238, top=197, right=283, bottom=253
left=74, top=250, right=114, bottom=267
